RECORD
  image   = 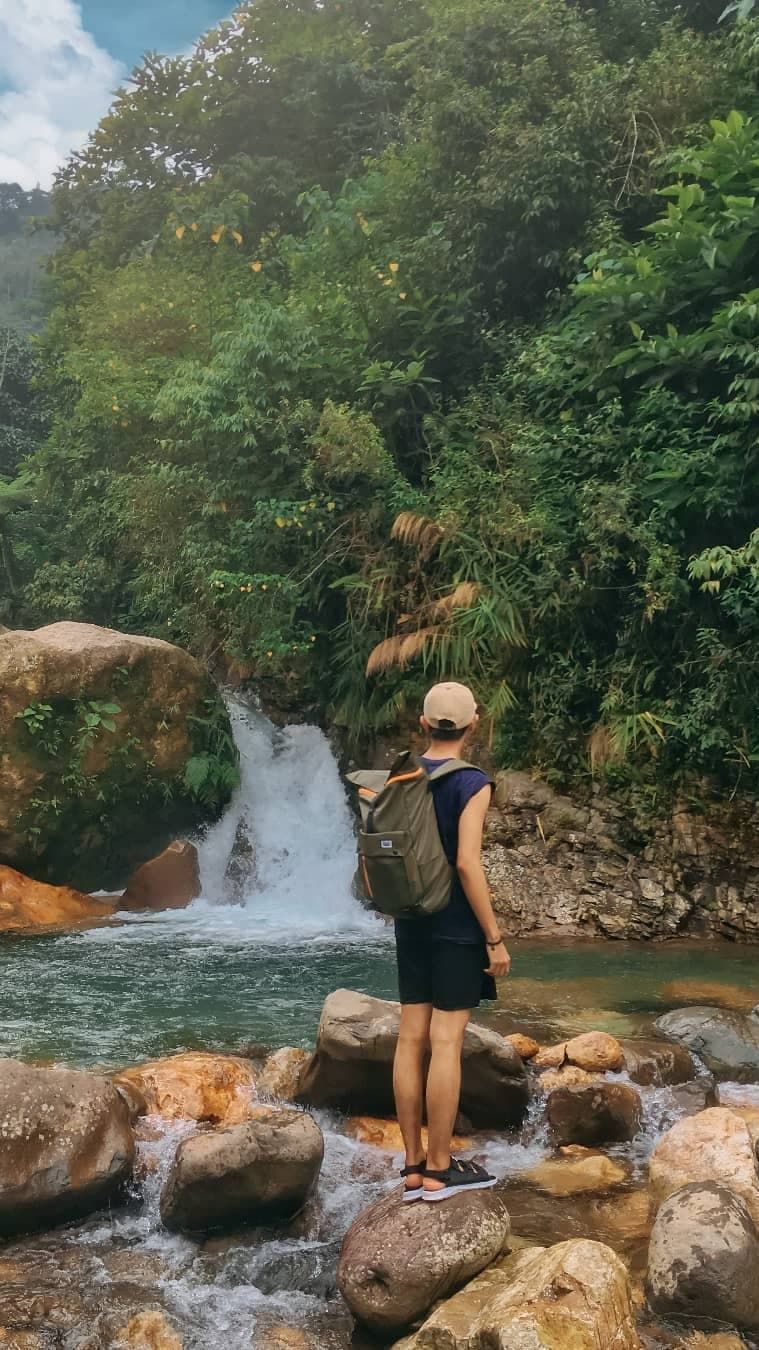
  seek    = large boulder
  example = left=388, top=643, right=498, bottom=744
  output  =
left=0, top=1059, right=134, bottom=1235
left=546, top=1082, right=642, bottom=1146
left=649, top=1108, right=759, bottom=1226
left=0, top=622, right=236, bottom=890
left=337, top=1186, right=511, bottom=1335
left=160, top=1107, right=324, bottom=1233
left=298, top=990, right=529, bottom=1128
left=114, top=1052, right=258, bottom=1125
left=120, top=842, right=201, bottom=912
left=394, top=1239, right=640, bottom=1349
left=0, top=864, right=117, bottom=934
left=655, top=1007, right=759, bottom=1081
left=257, top=1048, right=310, bottom=1103
left=646, top=1182, right=759, bottom=1332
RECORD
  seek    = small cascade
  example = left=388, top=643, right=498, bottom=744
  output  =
left=195, top=695, right=380, bottom=942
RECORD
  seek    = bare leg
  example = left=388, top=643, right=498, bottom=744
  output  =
left=424, top=1008, right=471, bottom=1191
left=393, top=1003, right=432, bottom=1183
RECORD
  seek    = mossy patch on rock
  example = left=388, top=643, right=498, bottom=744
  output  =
left=0, top=623, right=238, bottom=889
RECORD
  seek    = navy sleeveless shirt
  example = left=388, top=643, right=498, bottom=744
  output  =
left=395, top=756, right=492, bottom=944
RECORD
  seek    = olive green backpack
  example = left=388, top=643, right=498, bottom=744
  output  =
left=345, top=749, right=485, bottom=919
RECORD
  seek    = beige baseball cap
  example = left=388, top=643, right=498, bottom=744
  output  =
left=423, top=681, right=478, bottom=731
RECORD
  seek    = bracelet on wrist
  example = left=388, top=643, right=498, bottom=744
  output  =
left=486, top=936, right=503, bottom=949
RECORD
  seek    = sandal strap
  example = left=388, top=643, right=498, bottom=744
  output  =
left=400, top=1160, right=426, bottom=1178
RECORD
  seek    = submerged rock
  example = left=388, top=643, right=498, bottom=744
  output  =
left=502, top=1157, right=652, bottom=1260
left=546, top=1082, right=642, bottom=1146
left=121, top=842, right=200, bottom=912
left=655, top=1006, right=759, bottom=1080
left=0, top=1059, right=134, bottom=1236
left=114, top=1052, right=258, bottom=1125
left=337, top=1186, right=511, bottom=1334
left=0, top=621, right=236, bottom=890
left=298, top=989, right=529, bottom=1128
left=394, top=1238, right=640, bottom=1349
left=0, top=864, right=117, bottom=934
left=647, top=1181, right=759, bottom=1333
left=649, top=1107, right=759, bottom=1226
left=116, top=1310, right=184, bottom=1349
left=160, top=1106, right=324, bottom=1233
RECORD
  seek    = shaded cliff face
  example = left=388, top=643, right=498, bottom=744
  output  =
left=485, top=771, right=759, bottom=943
left=0, top=623, right=238, bottom=890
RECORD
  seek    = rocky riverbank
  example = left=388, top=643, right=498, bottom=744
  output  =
left=483, top=771, right=759, bottom=943
left=3, top=989, right=759, bottom=1347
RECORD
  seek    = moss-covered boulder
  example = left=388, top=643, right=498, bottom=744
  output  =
left=0, top=622, right=238, bottom=889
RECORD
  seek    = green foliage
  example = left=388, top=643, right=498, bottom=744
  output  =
left=10, top=0, right=759, bottom=798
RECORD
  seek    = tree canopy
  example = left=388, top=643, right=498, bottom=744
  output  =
left=7, top=0, right=759, bottom=798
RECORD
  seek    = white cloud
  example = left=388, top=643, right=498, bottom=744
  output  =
left=0, top=0, right=124, bottom=189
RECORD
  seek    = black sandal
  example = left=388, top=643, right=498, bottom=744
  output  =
left=400, top=1158, right=427, bottom=1203
left=422, top=1157, right=496, bottom=1202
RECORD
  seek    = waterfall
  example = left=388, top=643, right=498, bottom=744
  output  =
left=194, top=695, right=381, bottom=942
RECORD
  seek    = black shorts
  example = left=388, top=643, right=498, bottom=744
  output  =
left=395, top=929, right=497, bottom=1012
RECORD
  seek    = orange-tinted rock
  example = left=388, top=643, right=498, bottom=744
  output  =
left=0, top=864, right=116, bottom=935
left=258, top=1047, right=310, bottom=1102
left=532, top=1042, right=567, bottom=1069
left=565, top=1031, right=625, bottom=1073
left=345, top=1117, right=472, bottom=1153
left=505, top=1033, right=540, bottom=1060
left=121, top=842, right=200, bottom=913
left=114, top=1052, right=258, bottom=1125
left=539, top=1066, right=596, bottom=1093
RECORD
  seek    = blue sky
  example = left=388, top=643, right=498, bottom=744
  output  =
left=0, top=0, right=232, bottom=190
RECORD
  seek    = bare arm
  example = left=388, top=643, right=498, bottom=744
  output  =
left=457, top=786, right=511, bottom=977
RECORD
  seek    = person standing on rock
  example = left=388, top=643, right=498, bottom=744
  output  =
left=392, top=682, right=511, bottom=1201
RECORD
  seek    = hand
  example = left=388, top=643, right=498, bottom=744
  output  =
left=485, top=942, right=511, bottom=978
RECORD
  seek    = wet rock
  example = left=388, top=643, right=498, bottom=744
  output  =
left=114, top=1052, right=258, bottom=1125
left=678, top=1335, right=747, bottom=1350
left=0, top=1058, right=134, bottom=1236
left=538, top=1065, right=596, bottom=1092
left=257, top=1048, right=309, bottom=1102
left=0, top=621, right=235, bottom=890
left=224, top=818, right=257, bottom=903
left=531, top=1042, right=567, bottom=1069
left=337, top=1185, right=511, bottom=1334
left=255, top=1330, right=311, bottom=1350
left=393, top=1238, right=639, bottom=1349
left=669, top=1078, right=718, bottom=1117
left=160, top=1106, right=324, bottom=1233
left=344, top=1117, right=471, bottom=1153
left=620, top=1038, right=698, bottom=1086
left=649, top=1108, right=759, bottom=1226
left=565, top=1030, right=625, bottom=1072
left=298, top=990, right=529, bottom=1128
left=0, top=865, right=116, bottom=935
left=546, top=1081, right=642, bottom=1146
left=115, top=1311, right=184, bottom=1349
left=120, top=842, right=200, bottom=913
left=504, top=1033, right=540, bottom=1060
left=655, top=1007, right=759, bottom=1080
left=647, top=1181, right=759, bottom=1333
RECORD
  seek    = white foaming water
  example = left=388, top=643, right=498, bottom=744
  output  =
left=197, top=696, right=378, bottom=940
left=85, top=695, right=383, bottom=947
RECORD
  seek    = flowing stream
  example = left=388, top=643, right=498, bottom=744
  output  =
left=2, top=697, right=759, bottom=1345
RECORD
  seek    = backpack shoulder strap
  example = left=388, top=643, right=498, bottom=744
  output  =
left=426, top=758, right=495, bottom=788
